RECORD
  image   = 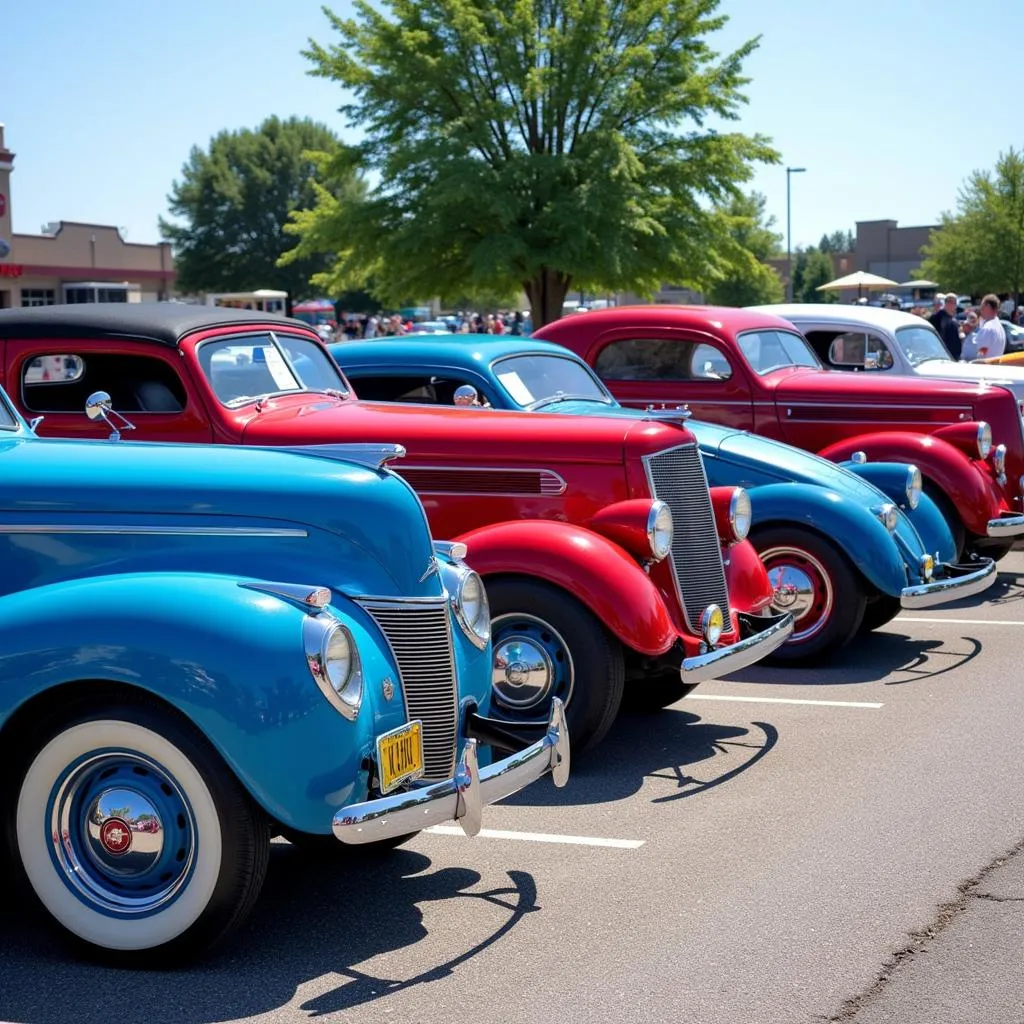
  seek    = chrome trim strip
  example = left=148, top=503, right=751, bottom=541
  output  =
left=332, top=698, right=570, bottom=844
left=398, top=464, right=567, bottom=496
left=680, top=611, right=793, bottom=683
left=258, top=442, right=406, bottom=470
left=240, top=581, right=332, bottom=608
left=780, top=401, right=975, bottom=412
left=900, top=559, right=998, bottom=609
left=986, top=511, right=1024, bottom=537
left=0, top=524, right=308, bottom=537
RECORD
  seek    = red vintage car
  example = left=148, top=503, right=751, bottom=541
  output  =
left=0, top=304, right=793, bottom=752
left=534, top=306, right=1024, bottom=560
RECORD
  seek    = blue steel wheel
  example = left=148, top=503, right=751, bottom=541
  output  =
left=13, top=700, right=269, bottom=964
left=486, top=577, right=624, bottom=754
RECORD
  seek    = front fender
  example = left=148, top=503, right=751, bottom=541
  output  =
left=457, top=520, right=677, bottom=657
left=0, top=572, right=385, bottom=834
left=724, top=538, right=774, bottom=614
left=817, top=432, right=1000, bottom=537
left=748, top=483, right=909, bottom=597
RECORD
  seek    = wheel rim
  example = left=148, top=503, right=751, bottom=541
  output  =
left=760, top=545, right=834, bottom=643
left=47, top=750, right=197, bottom=916
left=490, top=612, right=574, bottom=719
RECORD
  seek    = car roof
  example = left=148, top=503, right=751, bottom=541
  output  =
left=0, top=302, right=315, bottom=346
left=333, top=335, right=575, bottom=367
left=750, top=304, right=930, bottom=331
left=537, top=304, right=801, bottom=338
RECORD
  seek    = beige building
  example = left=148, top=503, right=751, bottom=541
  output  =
left=0, top=124, right=175, bottom=308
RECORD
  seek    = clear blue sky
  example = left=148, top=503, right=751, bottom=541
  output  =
left=5, top=0, right=1021, bottom=249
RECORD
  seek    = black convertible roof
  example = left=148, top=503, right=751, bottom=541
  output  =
left=0, top=303, right=316, bottom=346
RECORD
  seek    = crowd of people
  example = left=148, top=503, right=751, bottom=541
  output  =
left=313, top=310, right=530, bottom=343
left=922, top=292, right=1019, bottom=361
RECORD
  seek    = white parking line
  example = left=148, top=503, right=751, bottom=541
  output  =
left=424, top=826, right=645, bottom=849
left=685, top=694, right=884, bottom=709
left=899, top=616, right=1024, bottom=626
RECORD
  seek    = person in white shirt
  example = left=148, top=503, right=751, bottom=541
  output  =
left=964, top=294, right=1006, bottom=360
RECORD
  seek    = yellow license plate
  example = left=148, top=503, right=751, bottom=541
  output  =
left=376, top=720, right=425, bottom=794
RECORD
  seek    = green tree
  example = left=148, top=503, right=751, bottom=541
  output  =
left=286, top=0, right=778, bottom=327
left=703, top=191, right=783, bottom=306
left=790, top=246, right=837, bottom=303
left=818, top=229, right=854, bottom=254
left=919, top=148, right=1024, bottom=302
left=161, top=116, right=354, bottom=300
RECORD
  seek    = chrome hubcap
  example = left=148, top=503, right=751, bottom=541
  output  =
left=491, top=613, right=573, bottom=715
left=761, top=546, right=834, bottom=643
left=49, top=751, right=196, bottom=914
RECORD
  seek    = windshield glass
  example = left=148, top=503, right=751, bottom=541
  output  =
left=737, top=329, right=821, bottom=375
left=895, top=324, right=951, bottom=366
left=491, top=354, right=613, bottom=408
left=198, top=332, right=348, bottom=407
left=0, top=388, right=18, bottom=429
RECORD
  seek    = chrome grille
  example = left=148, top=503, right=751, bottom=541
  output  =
left=359, top=599, right=459, bottom=781
left=644, top=443, right=731, bottom=631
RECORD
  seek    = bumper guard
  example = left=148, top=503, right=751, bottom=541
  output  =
left=900, top=558, right=997, bottom=608
left=681, top=610, right=794, bottom=684
left=332, top=698, right=570, bottom=845
left=987, top=511, right=1024, bottom=538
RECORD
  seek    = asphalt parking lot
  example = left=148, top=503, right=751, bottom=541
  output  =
left=4, top=554, right=1024, bottom=1024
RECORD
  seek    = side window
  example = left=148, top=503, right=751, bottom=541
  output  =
left=822, top=331, right=893, bottom=370
left=21, top=353, right=187, bottom=414
left=593, top=339, right=732, bottom=381
left=346, top=373, right=484, bottom=406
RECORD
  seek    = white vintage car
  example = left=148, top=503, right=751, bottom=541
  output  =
left=751, top=304, right=1024, bottom=402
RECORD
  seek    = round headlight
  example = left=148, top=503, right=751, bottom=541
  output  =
left=977, top=422, right=993, bottom=459
left=700, top=604, right=724, bottom=647
left=992, top=443, right=1007, bottom=477
left=729, top=488, right=752, bottom=541
left=874, top=502, right=898, bottom=532
left=905, top=465, right=922, bottom=510
left=646, top=500, right=674, bottom=561
left=456, top=569, right=491, bottom=649
left=305, top=616, right=363, bottom=720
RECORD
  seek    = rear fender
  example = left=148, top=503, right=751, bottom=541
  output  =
left=0, top=572, right=382, bottom=834
left=748, top=483, right=909, bottom=596
left=817, top=433, right=999, bottom=537
left=457, top=520, right=677, bottom=657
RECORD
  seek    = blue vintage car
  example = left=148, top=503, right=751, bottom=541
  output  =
left=0, top=389, right=568, bottom=964
left=331, top=336, right=997, bottom=662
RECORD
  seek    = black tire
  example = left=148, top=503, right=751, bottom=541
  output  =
left=486, top=576, right=625, bottom=754
left=6, top=696, right=270, bottom=966
left=860, top=595, right=902, bottom=633
left=752, top=526, right=867, bottom=665
left=923, top=479, right=967, bottom=560
left=278, top=828, right=418, bottom=858
left=621, top=677, right=698, bottom=712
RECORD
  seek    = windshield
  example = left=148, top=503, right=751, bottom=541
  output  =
left=198, top=332, right=348, bottom=407
left=895, top=325, right=951, bottom=366
left=737, top=329, right=821, bottom=375
left=491, top=353, right=614, bottom=409
left=0, top=387, right=18, bottom=430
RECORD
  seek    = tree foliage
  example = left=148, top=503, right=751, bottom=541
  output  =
left=919, top=148, right=1024, bottom=300
left=703, top=191, right=783, bottom=306
left=286, top=0, right=778, bottom=326
left=161, top=116, right=354, bottom=299
left=818, top=229, right=854, bottom=254
left=790, top=247, right=837, bottom=303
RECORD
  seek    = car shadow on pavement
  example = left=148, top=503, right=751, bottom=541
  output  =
left=502, top=708, right=777, bottom=806
left=0, top=848, right=539, bottom=1022
left=723, top=630, right=982, bottom=687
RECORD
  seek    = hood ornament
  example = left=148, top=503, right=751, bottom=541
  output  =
left=419, top=557, right=440, bottom=583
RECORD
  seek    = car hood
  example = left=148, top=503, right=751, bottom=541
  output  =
left=914, top=359, right=1024, bottom=400
left=768, top=366, right=993, bottom=405
left=0, top=434, right=444, bottom=599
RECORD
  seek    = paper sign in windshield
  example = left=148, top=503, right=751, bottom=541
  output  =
left=497, top=370, right=534, bottom=406
left=262, top=346, right=299, bottom=390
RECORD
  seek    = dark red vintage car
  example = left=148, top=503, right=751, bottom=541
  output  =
left=535, top=306, right=1024, bottom=560
left=0, top=304, right=793, bottom=752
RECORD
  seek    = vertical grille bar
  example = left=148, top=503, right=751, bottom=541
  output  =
left=644, top=443, right=732, bottom=631
left=358, top=600, right=459, bottom=781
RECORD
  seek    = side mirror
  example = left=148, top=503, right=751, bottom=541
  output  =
left=453, top=384, right=480, bottom=407
left=85, top=390, right=136, bottom=442
left=28, top=416, right=44, bottom=433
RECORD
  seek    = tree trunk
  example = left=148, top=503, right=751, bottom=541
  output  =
left=524, top=268, right=572, bottom=328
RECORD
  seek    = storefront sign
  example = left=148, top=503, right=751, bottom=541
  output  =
left=0, top=193, right=6, bottom=217
left=0, top=262, right=24, bottom=277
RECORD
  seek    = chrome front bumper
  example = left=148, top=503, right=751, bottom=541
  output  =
left=987, top=511, right=1024, bottom=537
left=900, top=558, right=998, bottom=608
left=681, top=610, right=794, bottom=683
left=332, top=698, right=570, bottom=845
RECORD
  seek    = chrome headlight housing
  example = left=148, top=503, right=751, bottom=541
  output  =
left=992, top=443, right=1007, bottom=478
left=729, top=489, right=752, bottom=541
left=700, top=604, right=724, bottom=647
left=304, top=615, right=363, bottom=720
left=646, top=500, right=674, bottom=561
left=873, top=502, right=898, bottom=532
left=977, top=422, right=993, bottom=459
left=904, top=465, right=922, bottom=510
left=439, top=558, right=491, bottom=649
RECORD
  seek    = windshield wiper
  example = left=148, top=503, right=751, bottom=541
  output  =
left=531, top=393, right=610, bottom=410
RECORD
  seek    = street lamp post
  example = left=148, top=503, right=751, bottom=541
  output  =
left=786, top=167, right=806, bottom=302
